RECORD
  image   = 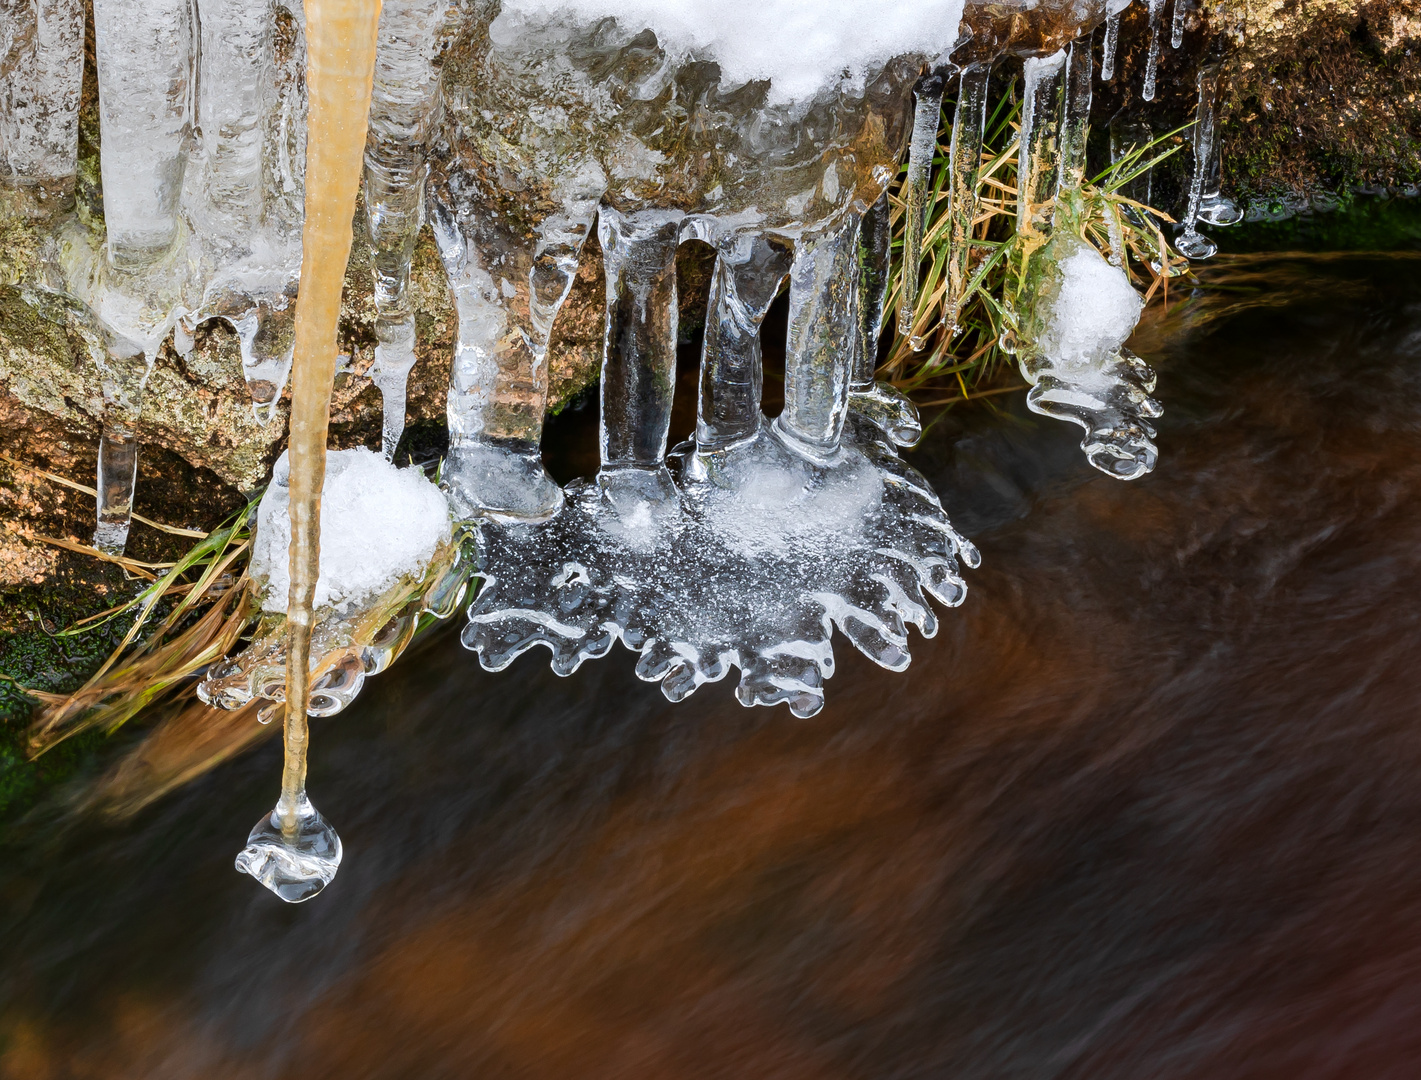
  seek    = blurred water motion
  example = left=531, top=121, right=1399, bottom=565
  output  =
left=4, top=253, right=1421, bottom=1077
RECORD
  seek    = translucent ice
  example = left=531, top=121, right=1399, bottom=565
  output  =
left=252, top=448, right=453, bottom=615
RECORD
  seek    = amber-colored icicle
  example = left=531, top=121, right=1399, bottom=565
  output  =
left=280, top=0, right=383, bottom=835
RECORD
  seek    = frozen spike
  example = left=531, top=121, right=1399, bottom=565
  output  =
left=776, top=212, right=861, bottom=458
left=944, top=63, right=990, bottom=332
left=364, top=0, right=455, bottom=459
left=895, top=70, right=945, bottom=343
left=853, top=191, right=892, bottom=392
left=94, top=421, right=139, bottom=555
left=0, top=0, right=84, bottom=203
left=1105, top=201, right=1126, bottom=267
left=1018, top=50, right=1066, bottom=237
left=634, top=639, right=686, bottom=683
left=696, top=235, right=792, bottom=453
left=840, top=615, right=911, bottom=671
left=1171, top=0, right=1187, bottom=48
left=1181, top=60, right=1239, bottom=255
left=1143, top=0, right=1166, bottom=102
left=1101, top=13, right=1122, bottom=82
left=868, top=570, right=937, bottom=638
left=197, top=0, right=272, bottom=233
left=92, top=0, right=193, bottom=268
left=371, top=318, right=418, bottom=458
left=1058, top=37, right=1094, bottom=199
left=597, top=207, right=682, bottom=479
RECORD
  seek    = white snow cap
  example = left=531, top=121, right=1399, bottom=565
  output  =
left=253, top=448, right=452, bottom=615
left=495, top=0, right=968, bottom=103
left=1040, top=239, right=1144, bottom=368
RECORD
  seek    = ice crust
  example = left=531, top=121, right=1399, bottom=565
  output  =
left=253, top=448, right=452, bottom=614
left=495, top=0, right=967, bottom=103
left=1039, top=241, right=1143, bottom=370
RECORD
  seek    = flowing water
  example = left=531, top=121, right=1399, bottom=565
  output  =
left=5, top=250, right=1421, bottom=1076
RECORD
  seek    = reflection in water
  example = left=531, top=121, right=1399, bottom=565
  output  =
left=5, top=255, right=1421, bottom=1077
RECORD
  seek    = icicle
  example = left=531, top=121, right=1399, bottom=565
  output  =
left=197, top=0, right=271, bottom=232
left=92, top=0, right=193, bottom=269
left=695, top=235, right=792, bottom=455
left=1176, top=61, right=1229, bottom=259
left=1057, top=37, right=1094, bottom=199
left=1018, top=50, right=1066, bottom=238
left=364, top=0, right=451, bottom=458
left=944, top=62, right=989, bottom=334
left=1105, top=201, right=1126, bottom=267
left=1110, top=115, right=1154, bottom=227
left=853, top=193, right=891, bottom=395
left=235, top=0, right=381, bottom=905
left=595, top=207, right=684, bottom=514
left=1101, top=13, right=1122, bottom=82
left=1194, top=61, right=1243, bottom=227
left=895, top=70, right=944, bottom=349
left=434, top=195, right=591, bottom=521
left=1171, top=0, right=1187, bottom=49
left=849, top=192, right=921, bottom=447
left=1142, top=0, right=1165, bottom=102
left=0, top=0, right=84, bottom=208
left=775, top=212, right=860, bottom=459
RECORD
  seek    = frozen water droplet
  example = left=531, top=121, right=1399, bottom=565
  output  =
left=235, top=792, right=342, bottom=903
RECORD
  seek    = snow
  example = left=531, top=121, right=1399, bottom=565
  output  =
left=253, top=448, right=453, bottom=614
left=494, top=0, right=967, bottom=104
left=1039, top=239, right=1143, bottom=368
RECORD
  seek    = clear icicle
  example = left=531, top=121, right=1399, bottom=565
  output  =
left=364, top=0, right=453, bottom=459
left=1176, top=61, right=1229, bottom=259
left=596, top=207, right=684, bottom=515
left=1018, top=50, right=1066, bottom=238
left=895, top=70, right=944, bottom=349
left=945, top=62, right=989, bottom=334
left=847, top=192, right=921, bottom=448
left=1105, top=201, right=1126, bottom=267
left=775, top=213, right=860, bottom=460
left=1194, top=61, right=1244, bottom=227
left=1058, top=37, right=1094, bottom=199
left=0, top=0, right=84, bottom=208
left=1143, top=0, right=1166, bottom=102
left=695, top=235, right=791, bottom=455
left=1101, top=13, right=1122, bottom=82
left=1171, top=0, right=1187, bottom=49
left=236, top=0, right=382, bottom=905
left=196, top=0, right=270, bottom=234
left=1110, top=115, right=1154, bottom=227
left=92, top=0, right=193, bottom=269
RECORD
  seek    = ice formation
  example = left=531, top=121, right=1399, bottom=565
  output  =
left=251, top=448, right=453, bottom=615
left=4, top=0, right=1259, bottom=813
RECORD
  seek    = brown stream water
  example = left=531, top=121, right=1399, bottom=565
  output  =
left=3, top=252, right=1421, bottom=1078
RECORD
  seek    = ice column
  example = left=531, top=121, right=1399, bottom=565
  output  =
left=1176, top=61, right=1236, bottom=258
left=1171, top=0, right=1187, bottom=49
left=850, top=191, right=921, bottom=447
left=944, top=63, right=989, bottom=333
left=895, top=70, right=945, bottom=348
left=1057, top=37, right=1094, bottom=198
left=89, top=0, right=194, bottom=552
left=1142, top=0, right=1165, bottom=102
left=695, top=234, right=792, bottom=454
left=0, top=0, right=84, bottom=206
left=187, top=0, right=300, bottom=422
left=1101, top=12, right=1122, bottom=82
left=94, top=0, right=193, bottom=268
left=364, top=0, right=452, bottom=458
left=1018, top=50, right=1066, bottom=238
left=597, top=207, right=683, bottom=511
left=775, top=213, right=860, bottom=460
left=436, top=198, right=592, bottom=521
left=1193, top=62, right=1243, bottom=228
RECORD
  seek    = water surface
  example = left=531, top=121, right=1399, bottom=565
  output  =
left=4, top=254, right=1421, bottom=1079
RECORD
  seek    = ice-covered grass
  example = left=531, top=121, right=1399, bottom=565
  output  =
left=495, top=0, right=966, bottom=103
left=253, top=448, right=452, bottom=614
left=1038, top=239, right=1144, bottom=369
